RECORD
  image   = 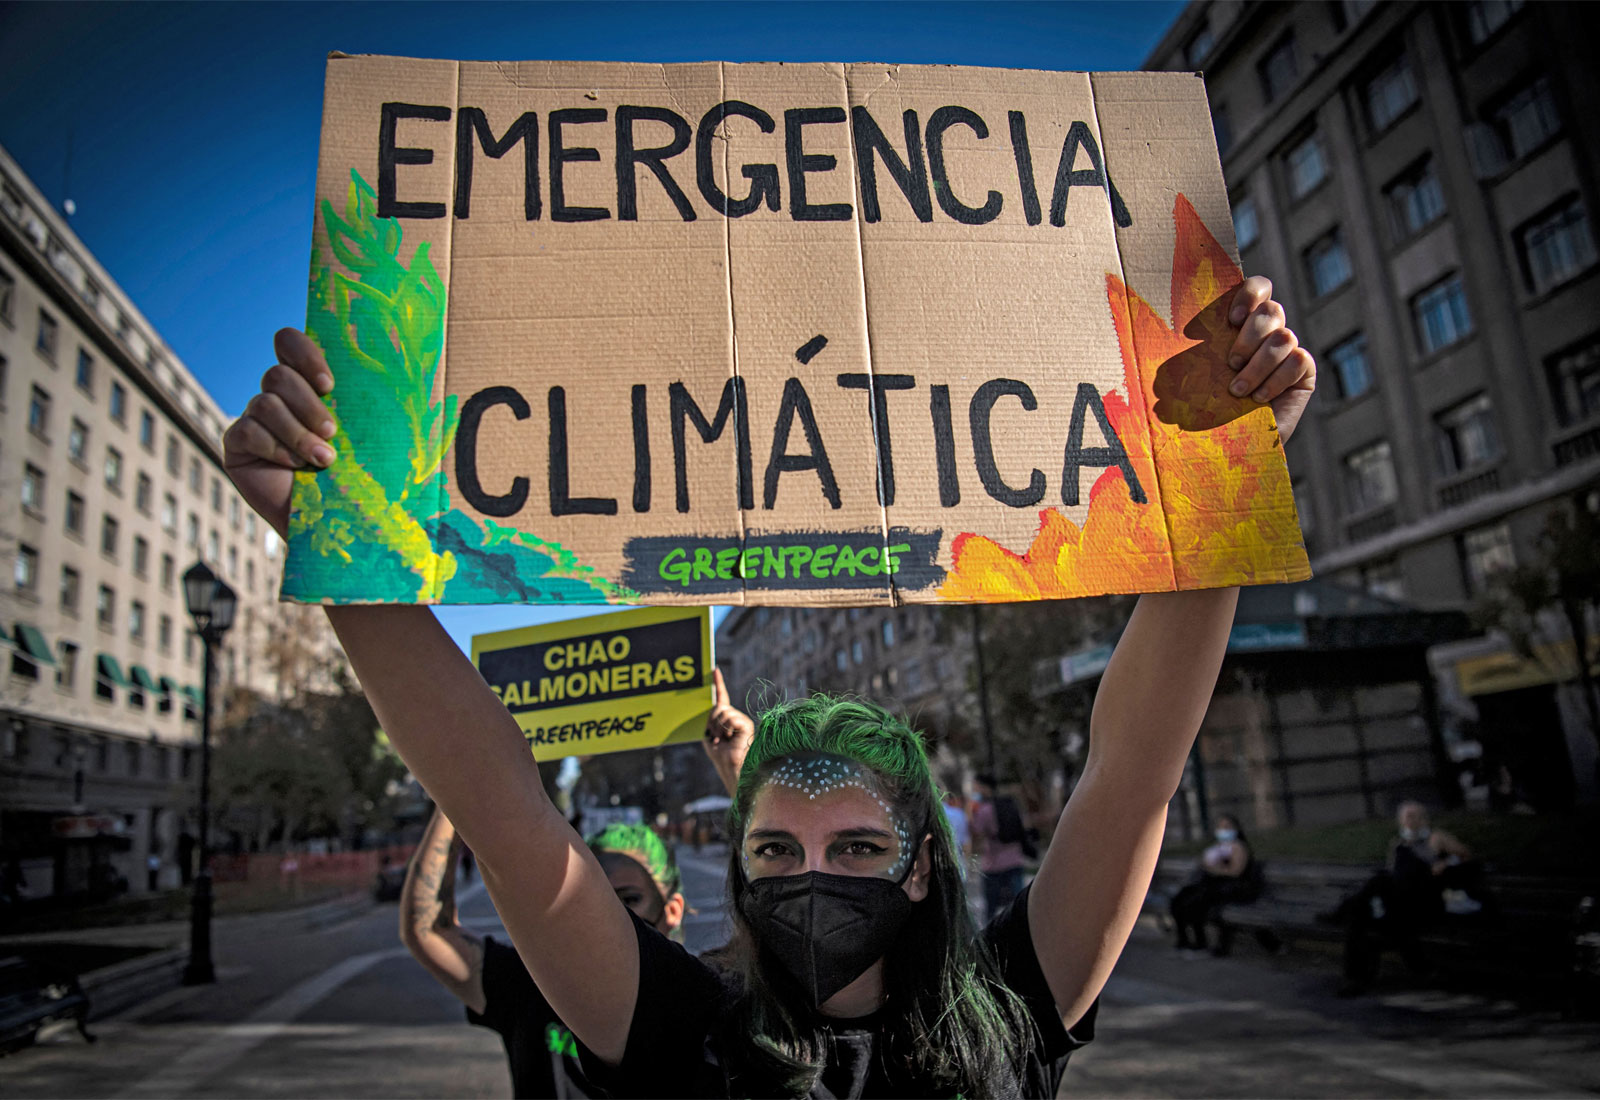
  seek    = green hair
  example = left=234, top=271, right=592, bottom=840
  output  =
left=722, top=695, right=1032, bottom=1096
left=586, top=822, right=681, bottom=902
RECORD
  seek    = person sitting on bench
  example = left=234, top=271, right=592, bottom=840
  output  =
left=1170, top=815, right=1263, bottom=956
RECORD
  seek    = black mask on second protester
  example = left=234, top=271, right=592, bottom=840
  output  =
left=739, top=867, right=916, bottom=1008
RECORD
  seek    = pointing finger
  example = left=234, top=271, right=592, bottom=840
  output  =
left=273, top=328, right=334, bottom=396
left=712, top=667, right=729, bottom=708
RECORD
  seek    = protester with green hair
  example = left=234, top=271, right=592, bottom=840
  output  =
left=225, top=275, right=1315, bottom=1097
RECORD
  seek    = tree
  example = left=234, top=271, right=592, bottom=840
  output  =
left=1473, top=489, right=1600, bottom=755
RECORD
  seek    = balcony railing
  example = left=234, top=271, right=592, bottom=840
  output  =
left=1553, top=423, right=1600, bottom=468
left=1437, top=466, right=1501, bottom=508
left=1345, top=506, right=1398, bottom=543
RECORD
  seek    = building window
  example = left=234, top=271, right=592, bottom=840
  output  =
left=1460, top=523, right=1516, bottom=593
left=206, top=530, right=220, bottom=562
left=185, top=629, right=197, bottom=664
left=21, top=463, right=45, bottom=515
left=139, top=410, right=155, bottom=451
left=133, top=535, right=150, bottom=578
left=1306, top=230, right=1353, bottom=296
left=161, top=552, right=175, bottom=593
left=1233, top=195, right=1260, bottom=250
left=159, top=614, right=173, bottom=653
left=56, top=642, right=79, bottom=691
left=1360, top=558, right=1406, bottom=601
left=1435, top=393, right=1501, bottom=475
left=1413, top=275, right=1474, bottom=354
left=98, top=585, right=115, bottom=630
left=187, top=513, right=200, bottom=548
left=0, top=265, right=12, bottom=324
left=166, top=434, right=181, bottom=476
left=1258, top=33, right=1300, bottom=103
left=835, top=648, right=847, bottom=671
left=1292, top=479, right=1316, bottom=536
left=65, top=490, right=85, bottom=537
left=1491, top=76, right=1561, bottom=162
left=210, top=477, right=222, bottom=513
left=28, top=385, right=51, bottom=439
left=1185, top=22, right=1215, bottom=68
left=101, top=514, right=119, bottom=559
left=75, top=348, right=94, bottom=394
left=1364, top=55, right=1418, bottom=132
left=1465, top=0, right=1524, bottom=44
left=133, top=472, right=152, bottom=515
left=246, top=559, right=256, bottom=592
left=104, top=446, right=123, bottom=492
left=1546, top=336, right=1600, bottom=426
left=1211, top=103, right=1233, bottom=156
left=189, top=457, right=202, bottom=493
left=67, top=417, right=89, bottom=464
left=60, top=565, right=80, bottom=614
left=1385, top=158, right=1446, bottom=238
left=851, top=639, right=864, bottom=664
left=1285, top=133, right=1327, bottom=200
left=36, top=309, right=59, bottom=361
left=129, top=600, right=146, bottom=643
left=162, top=492, right=178, bottom=534
left=1328, top=333, right=1374, bottom=400
left=1343, top=440, right=1398, bottom=513
left=246, top=513, right=257, bottom=539
left=882, top=619, right=896, bottom=647
left=110, top=380, right=127, bottom=424
left=1519, top=198, right=1596, bottom=294
left=14, top=544, right=39, bottom=595
left=230, top=496, right=241, bottom=529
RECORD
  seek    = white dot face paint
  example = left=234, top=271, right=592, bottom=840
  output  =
left=742, top=754, right=914, bottom=881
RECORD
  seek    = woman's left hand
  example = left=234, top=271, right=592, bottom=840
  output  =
left=1226, top=276, right=1316, bottom=444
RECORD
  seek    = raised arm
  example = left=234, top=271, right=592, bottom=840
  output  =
left=398, top=807, right=486, bottom=1012
left=702, top=668, right=754, bottom=796
left=1027, top=277, right=1315, bottom=1028
left=225, top=329, right=640, bottom=1063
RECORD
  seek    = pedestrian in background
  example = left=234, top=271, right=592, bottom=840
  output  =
left=942, top=789, right=972, bottom=870
left=1169, top=814, right=1262, bottom=956
left=971, top=773, right=1031, bottom=920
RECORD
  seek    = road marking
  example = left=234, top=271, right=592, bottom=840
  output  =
left=120, top=948, right=407, bottom=1099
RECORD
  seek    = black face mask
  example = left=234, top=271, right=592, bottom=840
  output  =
left=738, top=869, right=915, bottom=1008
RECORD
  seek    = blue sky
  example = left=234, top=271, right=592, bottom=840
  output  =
left=0, top=0, right=1183, bottom=651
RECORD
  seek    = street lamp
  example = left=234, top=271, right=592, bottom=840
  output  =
left=181, top=560, right=236, bottom=985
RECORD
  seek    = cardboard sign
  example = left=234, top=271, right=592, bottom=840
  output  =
left=472, top=607, right=712, bottom=760
left=282, top=56, right=1310, bottom=607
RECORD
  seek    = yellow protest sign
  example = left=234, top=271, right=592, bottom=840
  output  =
left=472, top=607, right=712, bottom=761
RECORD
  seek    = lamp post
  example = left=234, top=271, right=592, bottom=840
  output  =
left=181, top=561, right=236, bottom=985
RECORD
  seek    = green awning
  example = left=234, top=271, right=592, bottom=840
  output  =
left=14, top=624, right=56, bottom=665
left=0, top=622, right=13, bottom=648
left=158, top=675, right=179, bottom=695
left=130, top=665, right=159, bottom=692
left=181, top=686, right=203, bottom=704
left=97, top=654, right=131, bottom=688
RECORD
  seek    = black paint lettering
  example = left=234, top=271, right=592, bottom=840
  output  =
left=454, top=107, right=540, bottom=220
left=929, top=384, right=960, bottom=507
left=836, top=373, right=916, bottom=506
left=695, top=101, right=781, bottom=217
left=616, top=105, right=696, bottom=221
left=1062, top=382, right=1146, bottom=506
left=969, top=379, right=1045, bottom=507
left=1007, top=111, right=1042, bottom=227
left=549, top=108, right=611, bottom=223
left=548, top=387, right=618, bottom=515
left=925, top=106, right=1003, bottom=225
left=784, top=108, right=852, bottom=222
left=851, top=106, right=932, bottom=223
left=1049, top=121, right=1132, bottom=229
left=456, top=386, right=529, bottom=517
left=764, top=377, right=840, bottom=509
left=379, top=102, right=450, bottom=219
left=631, top=383, right=651, bottom=513
left=670, top=379, right=753, bottom=512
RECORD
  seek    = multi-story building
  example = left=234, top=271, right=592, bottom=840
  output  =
left=717, top=604, right=977, bottom=757
left=1, top=143, right=342, bottom=903
left=1146, top=0, right=1600, bottom=801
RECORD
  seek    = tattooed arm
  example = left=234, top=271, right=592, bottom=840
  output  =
left=398, top=807, right=487, bottom=1014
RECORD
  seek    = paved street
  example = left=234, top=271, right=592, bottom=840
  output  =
left=2, top=847, right=1595, bottom=1098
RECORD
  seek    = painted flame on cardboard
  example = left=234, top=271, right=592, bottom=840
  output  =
left=937, top=195, right=1309, bottom=602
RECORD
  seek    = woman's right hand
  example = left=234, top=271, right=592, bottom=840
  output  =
left=222, top=329, right=339, bottom=538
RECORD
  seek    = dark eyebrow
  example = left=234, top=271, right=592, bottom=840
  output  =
left=746, top=828, right=798, bottom=842
left=830, top=827, right=894, bottom=841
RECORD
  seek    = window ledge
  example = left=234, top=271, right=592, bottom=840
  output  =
left=1522, top=263, right=1600, bottom=310
left=1414, top=332, right=1480, bottom=371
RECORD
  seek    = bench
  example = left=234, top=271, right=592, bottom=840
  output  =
left=0, top=956, right=95, bottom=1054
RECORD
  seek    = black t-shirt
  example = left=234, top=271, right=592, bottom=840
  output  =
left=467, top=935, right=598, bottom=1099
left=578, top=883, right=1096, bottom=1099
